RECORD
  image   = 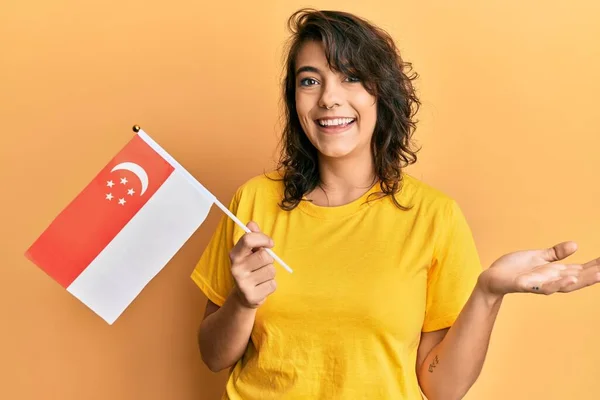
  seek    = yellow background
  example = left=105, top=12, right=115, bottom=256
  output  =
left=2, top=1, right=599, bottom=399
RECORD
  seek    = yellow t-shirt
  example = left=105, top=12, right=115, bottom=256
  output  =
left=191, top=171, right=482, bottom=399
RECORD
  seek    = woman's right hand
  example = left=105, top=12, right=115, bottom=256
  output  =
left=228, top=221, right=277, bottom=309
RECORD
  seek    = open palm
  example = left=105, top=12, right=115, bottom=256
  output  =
left=479, top=241, right=600, bottom=296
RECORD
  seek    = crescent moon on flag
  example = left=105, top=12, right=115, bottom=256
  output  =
left=110, top=162, right=149, bottom=195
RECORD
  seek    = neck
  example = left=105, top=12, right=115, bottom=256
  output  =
left=308, top=152, right=377, bottom=207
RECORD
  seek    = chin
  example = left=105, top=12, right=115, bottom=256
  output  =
left=317, top=144, right=358, bottom=159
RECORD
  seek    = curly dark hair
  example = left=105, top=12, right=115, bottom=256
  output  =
left=274, top=8, right=421, bottom=211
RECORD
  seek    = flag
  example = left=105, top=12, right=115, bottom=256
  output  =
left=25, top=128, right=217, bottom=324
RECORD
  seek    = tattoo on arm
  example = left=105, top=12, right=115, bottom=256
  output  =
left=428, top=355, right=439, bottom=373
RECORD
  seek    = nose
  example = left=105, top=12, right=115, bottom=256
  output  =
left=318, top=80, right=343, bottom=110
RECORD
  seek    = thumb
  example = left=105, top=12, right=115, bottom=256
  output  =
left=246, top=221, right=262, bottom=233
left=541, top=241, right=578, bottom=262
left=245, top=221, right=271, bottom=253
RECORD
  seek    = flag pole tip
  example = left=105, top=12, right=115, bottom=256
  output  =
left=132, top=125, right=141, bottom=133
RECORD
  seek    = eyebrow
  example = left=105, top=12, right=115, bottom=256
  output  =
left=296, top=66, right=321, bottom=75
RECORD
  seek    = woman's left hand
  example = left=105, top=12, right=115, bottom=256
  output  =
left=478, top=241, right=600, bottom=297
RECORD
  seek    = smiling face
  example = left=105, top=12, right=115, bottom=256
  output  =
left=294, top=40, right=377, bottom=160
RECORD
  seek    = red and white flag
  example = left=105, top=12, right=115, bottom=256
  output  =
left=25, top=128, right=219, bottom=324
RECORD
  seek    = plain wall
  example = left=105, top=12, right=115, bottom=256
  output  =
left=2, top=0, right=599, bottom=399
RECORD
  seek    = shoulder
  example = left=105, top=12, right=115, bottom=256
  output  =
left=396, top=173, right=458, bottom=214
left=230, top=170, right=284, bottom=208
left=400, top=174, right=475, bottom=244
left=235, top=170, right=283, bottom=196
left=398, top=175, right=478, bottom=267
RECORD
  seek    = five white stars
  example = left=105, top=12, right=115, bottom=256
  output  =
left=106, top=177, right=136, bottom=205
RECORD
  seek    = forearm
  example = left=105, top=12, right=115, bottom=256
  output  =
left=198, top=289, right=257, bottom=372
left=418, top=276, right=504, bottom=400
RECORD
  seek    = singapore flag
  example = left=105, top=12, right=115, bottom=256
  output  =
left=25, top=128, right=217, bottom=324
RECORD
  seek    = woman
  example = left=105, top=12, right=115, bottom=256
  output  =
left=191, top=8, right=600, bottom=400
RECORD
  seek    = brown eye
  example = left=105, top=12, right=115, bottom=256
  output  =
left=300, top=78, right=318, bottom=86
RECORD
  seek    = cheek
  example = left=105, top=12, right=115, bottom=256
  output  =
left=295, top=97, right=314, bottom=131
left=357, top=96, right=377, bottom=129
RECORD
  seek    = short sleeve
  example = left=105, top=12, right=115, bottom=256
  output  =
left=190, top=190, right=242, bottom=307
left=422, top=199, right=482, bottom=332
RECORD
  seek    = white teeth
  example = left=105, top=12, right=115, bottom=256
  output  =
left=318, top=118, right=355, bottom=127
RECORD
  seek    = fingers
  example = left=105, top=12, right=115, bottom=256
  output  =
left=538, top=275, right=578, bottom=294
left=582, top=256, right=600, bottom=270
left=561, top=262, right=600, bottom=293
left=227, top=221, right=278, bottom=308
left=230, top=248, right=277, bottom=308
left=557, top=258, right=600, bottom=293
left=529, top=258, right=600, bottom=294
left=231, top=247, right=273, bottom=278
left=229, top=221, right=274, bottom=263
left=250, top=263, right=276, bottom=286
left=556, top=263, right=583, bottom=276
left=526, top=264, right=578, bottom=294
left=235, top=276, right=277, bottom=308
left=255, top=278, right=277, bottom=299
left=247, top=248, right=275, bottom=273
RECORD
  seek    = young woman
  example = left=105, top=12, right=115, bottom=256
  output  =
left=191, top=9, right=600, bottom=400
